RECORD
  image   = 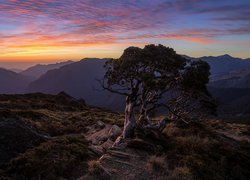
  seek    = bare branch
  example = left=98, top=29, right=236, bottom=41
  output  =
left=97, top=79, right=130, bottom=96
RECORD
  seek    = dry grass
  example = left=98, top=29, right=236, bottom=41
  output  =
left=88, top=160, right=103, bottom=175
left=0, top=93, right=124, bottom=137
left=1, top=93, right=250, bottom=179
left=0, top=93, right=122, bottom=179
left=167, top=166, right=194, bottom=180
left=3, top=135, right=90, bottom=180
left=163, top=122, right=181, bottom=137
left=175, top=135, right=212, bottom=153
left=147, top=155, right=166, bottom=172
left=151, top=121, right=250, bottom=180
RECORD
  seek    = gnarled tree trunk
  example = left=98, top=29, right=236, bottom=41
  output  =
left=122, top=96, right=136, bottom=139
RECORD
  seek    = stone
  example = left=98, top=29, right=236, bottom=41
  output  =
left=96, top=120, right=105, bottom=129
left=101, top=139, right=114, bottom=150
left=108, top=125, right=122, bottom=141
left=89, top=145, right=105, bottom=156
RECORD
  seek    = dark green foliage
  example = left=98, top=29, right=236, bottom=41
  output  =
left=104, top=44, right=186, bottom=95
left=104, top=44, right=216, bottom=122
left=182, top=60, right=217, bottom=116
left=182, top=60, right=210, bottom=93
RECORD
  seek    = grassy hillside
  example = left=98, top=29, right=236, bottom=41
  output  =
left=0, top=92, right=123, bottom=179
left=0, top=93, right=249, bottom=180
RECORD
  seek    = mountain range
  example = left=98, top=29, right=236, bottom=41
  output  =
left=0, top=68, right=33, bottom=94
left=185, top=54, right=250, bottom=76
left=1, top=54, right=250, bottom=116
left=20, top=60, right=74, bottom=79
left=26, top=58, right=124, bottom=110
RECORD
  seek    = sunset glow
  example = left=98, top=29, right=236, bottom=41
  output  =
left=0, top=0, right=250, bottom=68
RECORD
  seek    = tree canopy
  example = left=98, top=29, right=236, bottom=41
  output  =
left=102, top=44, right=216, bottom=141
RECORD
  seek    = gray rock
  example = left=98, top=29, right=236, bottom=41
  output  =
left=89, top=145, right=105, bottom=156
left=101, top=139, right=114, bottom=150
left=96, top=120, right=105, bottom=129
left=108, top=125, right=122, bottom=140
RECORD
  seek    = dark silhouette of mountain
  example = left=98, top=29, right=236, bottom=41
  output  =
left=0, top=68, right=33, bottom=94
left=209, top=87, right=250, bottom=117
left=26, top=55, right=250, bottom=115
left=26, top=58, right=124, bottom=110
left=10, top=68, right=23, bottom=73
left=185, top=54, right=250, bottom=75
left=207, top=67, right=250, bottom=117
left=20, top=60, right=74, bottom=79
left=209, top=67, right=250, bottom=88
left=210, top=74, right=250, bottom=88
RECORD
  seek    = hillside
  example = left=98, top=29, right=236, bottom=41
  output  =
left=0, top=68, right=33, bottom=94
left=209, top=68, right=250, bottom=88
left=26, top=58, right=124, bottom=110
left=20, top=60, right=74, bottom=79
left=25, top=56, right=250, bottom=117
left=186, top=54, right=250, bottom=76
left=209, top=87, right=250, bottom=117
left=0, top=92, right=124, bottom=179
left=208, top=67, right=250, bottom=117
left=0, top=93, right=249, bottom=179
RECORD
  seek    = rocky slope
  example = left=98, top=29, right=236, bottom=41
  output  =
left=0, top=93, right=249, bottom=179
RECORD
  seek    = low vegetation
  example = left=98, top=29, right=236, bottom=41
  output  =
left=3, top=135, right=89, bottom=180
left=87, top=160, right=105, bottom=175
left=0, top=92, right=123, bottom=179
left=147, top=155, right=166, bottom=172
left=0, top=93, right=249, bottom=179
left=157, top=121, right=250, bottom=179
left=0, top=92, right=124, bottom=137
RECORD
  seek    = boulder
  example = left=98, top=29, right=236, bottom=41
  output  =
left=89, top=145, right=105, bottom=156
left=86, top=124, right=112, bottom=145
left=108, top=125, right=122, bottom=140
left=96, top=120, right=105, bottom=129
left=101, top=139, right=114, bottom=150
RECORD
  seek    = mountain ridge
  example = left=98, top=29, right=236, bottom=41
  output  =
left=0, top=68, right=33, bottom=94
left=1, top=55, right=250, bottom=116
left=20, top=60, right=74, bottom=79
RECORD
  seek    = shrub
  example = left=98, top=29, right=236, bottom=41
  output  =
left=168, top=166, right=194, bottom=180
left=175, top=135, right=211, bottom=153
left=163, top=122, right=181, bottom=137
left=4, top=135, right=89, bottom=180
left=88, top=160, right=103, bottom=175
left=147, top=155, right=165, bottom=172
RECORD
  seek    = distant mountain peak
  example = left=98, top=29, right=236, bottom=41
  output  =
left=218, top=54, right=233, bottom=58
left=21, top=60, right=74, bottom=79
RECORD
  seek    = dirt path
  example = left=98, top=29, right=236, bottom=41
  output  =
left=99, top=148, right=155, bottom=180
left=83, top=122, right=158, bottom=179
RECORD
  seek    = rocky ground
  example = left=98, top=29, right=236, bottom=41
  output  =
left=0, top=93, right=249, bottom=180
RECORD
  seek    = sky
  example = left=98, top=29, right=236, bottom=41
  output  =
left=0, top=0, right=250, bottom=69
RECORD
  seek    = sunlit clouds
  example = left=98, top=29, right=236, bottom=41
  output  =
left=0, top=0, right=250, bottom=63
